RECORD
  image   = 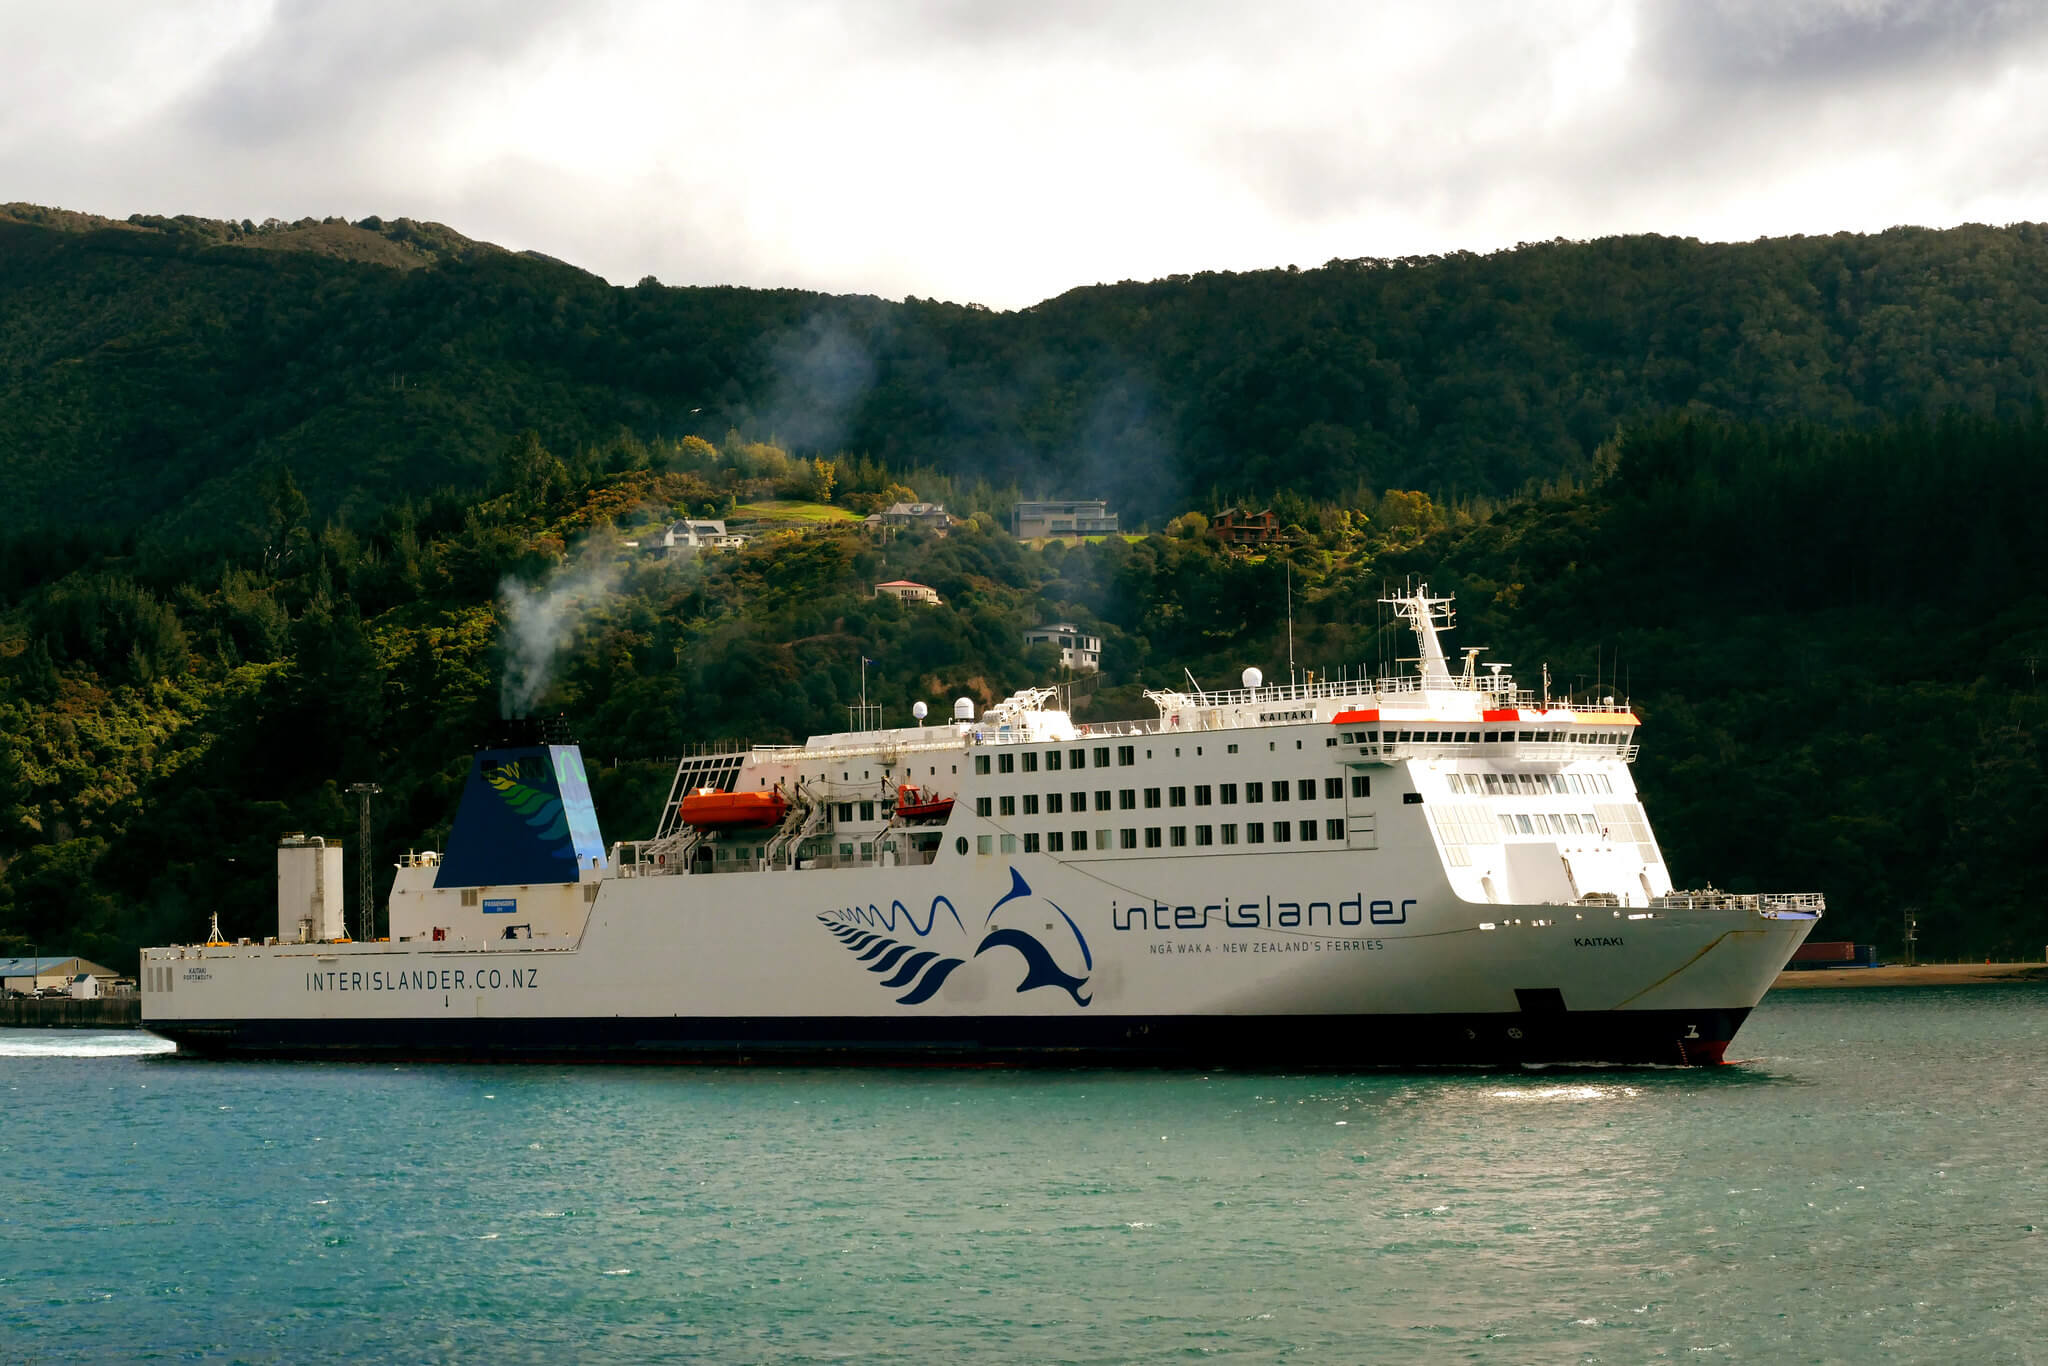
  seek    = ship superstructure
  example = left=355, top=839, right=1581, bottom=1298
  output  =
left=142, top=585, right=1821, bottom=1066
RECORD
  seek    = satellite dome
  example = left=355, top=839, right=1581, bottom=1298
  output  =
left=1241, top=667, right=1264, bottom=690
left=912, top=701, right=929, bottom=720
left=953, top=697, right=975, bottom=722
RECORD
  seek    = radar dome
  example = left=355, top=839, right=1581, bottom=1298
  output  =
left=1241, top=667, right=1264, bottom=689
left=912, top=701, right=928, bottom=720
left=953, top=697, right=975, bottom=722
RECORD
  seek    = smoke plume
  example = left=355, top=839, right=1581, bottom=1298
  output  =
left=497, top=554, right=623, bottom=718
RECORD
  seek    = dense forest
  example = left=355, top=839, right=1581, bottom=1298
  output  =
left=2, top=205, right=2045, bottom=972
left=4, top=203, right=2048, bottom=539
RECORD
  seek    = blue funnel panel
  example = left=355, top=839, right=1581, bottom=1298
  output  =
left=435, top=745, right=607, bottom=888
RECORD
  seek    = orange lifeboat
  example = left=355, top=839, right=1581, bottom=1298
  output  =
left=894, top=784, right=955, bottom=822
left=679, top=788, right=790, bottom=829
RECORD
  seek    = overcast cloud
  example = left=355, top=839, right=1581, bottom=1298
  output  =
left=2, top=0, right=2042, bottom=308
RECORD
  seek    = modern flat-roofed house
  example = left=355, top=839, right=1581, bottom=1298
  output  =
left=1022, top=623, right=1102, bottom=672
left=1211, top=506, right=1282, bottom=546
left=874, top=580, right=941, bottom=605
left=1013, top=500, right=1117, bottom=540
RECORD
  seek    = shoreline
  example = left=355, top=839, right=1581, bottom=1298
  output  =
left=1772, top=962, right=2048, bottom=989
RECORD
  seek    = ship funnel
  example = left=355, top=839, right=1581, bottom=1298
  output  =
left=433, top=739, right=606, bottom=889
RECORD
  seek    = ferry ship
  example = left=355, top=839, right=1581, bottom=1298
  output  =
left=141, top=586, right=1821, bottom=1066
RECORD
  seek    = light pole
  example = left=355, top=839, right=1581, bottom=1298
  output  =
left=347, top=784, right=381, bottom=942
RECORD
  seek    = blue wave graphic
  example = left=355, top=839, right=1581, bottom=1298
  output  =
left=820, top=917, right=963, bottom=1005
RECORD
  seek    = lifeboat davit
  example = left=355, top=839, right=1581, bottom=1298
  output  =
left=894, top=784, right=955, bottom=822
left=679, top=788, right=790, bottom=829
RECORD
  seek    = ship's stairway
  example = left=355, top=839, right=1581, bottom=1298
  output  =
left=767, top=780, right=827, bottom=869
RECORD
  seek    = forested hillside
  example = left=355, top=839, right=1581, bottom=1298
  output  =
left=5, top=203, right=2047, bottom=541
left=1, top=409, right=2043, bottom=970
left=3, top=204, right=2046, bottom=973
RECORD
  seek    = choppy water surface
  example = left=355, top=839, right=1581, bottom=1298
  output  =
left=3, top=987, right=2044, bottom=1363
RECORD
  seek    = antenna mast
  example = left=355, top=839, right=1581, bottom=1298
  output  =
left=347, top=783, right=381, bottom=942
left=1286, top=564, right=1296, bottom=687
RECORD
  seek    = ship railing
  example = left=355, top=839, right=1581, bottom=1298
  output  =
left=1651, top=889, right=1826, bottom=915
left=1357, top=738, right=1639, bottom=764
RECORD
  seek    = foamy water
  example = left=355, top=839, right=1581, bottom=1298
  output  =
left=0, top=1028, right=175, bottom=1058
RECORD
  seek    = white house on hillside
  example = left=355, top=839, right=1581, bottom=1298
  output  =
left=1023, top=622, right=1102, bottom=672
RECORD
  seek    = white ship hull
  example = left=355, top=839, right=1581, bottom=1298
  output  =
left=141, top=585, right=1822, bottom=1067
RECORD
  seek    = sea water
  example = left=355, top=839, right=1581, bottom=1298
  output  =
left=2, top=987, right=2043, bottom=1364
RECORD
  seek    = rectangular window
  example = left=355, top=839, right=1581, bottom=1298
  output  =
left=1144, top=827, right=1163, bottom=848
left=860, top=842, right=875, bottom=860
left=1272, top=780, right=1289, bottom=802
left=1326, top=818, right=1344, bottom=841
left=998, top=753, right=1014, bottom=774
left=1299, top=819, right=1316, bottom=841
left=1094, top=791, right=1112, bottom=811
left=1298, top=779, right=1316, bottom=801
left=977, top=835, right=993, bottom=854
left=1169, top=786, right=1187, bottom=807
left=1047, top=831, right=1064, bottom=852
left=1047, top=793, right=1064, bottom=815
left=1144, top=787, right=1161, bottom=808
left=1350, top=775, right=1371, bottom=798
left=860, top=801, right=875, bottom=821
left=1548, top=814, right=1569, bottom=835
left=1023, top=794, right=1039, bottom=815
left=1500, top=815, right=1518, bottom=835
left=1515, top=814, right=1535, bottom=833
left=1246, top=822, right=1265, bottom=844
left=1070, top=749, right=1087, bottom=771
left=1022, top=752, right=1038, bottom=773
left=1119, top=789, right=1137, bottom=810
left=1117, top=745, right=1135, bottom=766
left=838, top=803, right=854, bottom=822
left=1274, top=821, right=1293, bottom=843
left=1074, top=830, right=1090, bottom=850
left=975, top=755, right=990, bottom=775
left=1170, top=826, right=1188, bottom=847
left=1195, top=825, right=1213, bottom=846
left=1023, top=832, right=1040, bottom=852
left=1046, top=750, right=1063, bottom=772
left=1220, top=783, right=1238, bottom=804
left=975, top=797, right=993, bottom=817
left=1564, top=813, right=1584, bottom=833
left=999, top=795, right=1016, bottom=816
left=1324, top=777, right=1343, bottom=800
left=1093, top=746, right=1111, bottom=768
left=1120, top=828, right=1137, bottom=850
left=1246, top=781, right=1264, bottom=803
left=1072, top=790, right=1087, bottom=811
left=1195, top=785, right=1212, bottom=806
left=1222, top=823, right=1238, bottom=845
left=1001, top=834, right=1018, bottom=853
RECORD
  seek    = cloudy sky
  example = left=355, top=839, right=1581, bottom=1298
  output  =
left=3, top=0, right=2043, bottom=308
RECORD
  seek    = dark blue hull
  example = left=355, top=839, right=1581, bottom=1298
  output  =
left=148, top=1007, right=1750, bottom=1067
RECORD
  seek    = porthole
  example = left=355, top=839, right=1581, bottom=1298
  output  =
left=955, top=837, right=968, bottom=856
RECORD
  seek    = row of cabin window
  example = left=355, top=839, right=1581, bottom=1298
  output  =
left=974, top=776, right=1366, bottom=819
left=1444, top=771, right=1614, bottom=797
left=975, top=819, right=1348, bottom=855
left=975, top=745, right=1134, bottom=776
left=1341, top=728, right=1622, bottom=747
left=1500, top=812, right=1603, bottom=838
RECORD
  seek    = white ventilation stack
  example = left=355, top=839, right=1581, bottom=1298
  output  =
left=277, top=835, right=346, bottom=943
